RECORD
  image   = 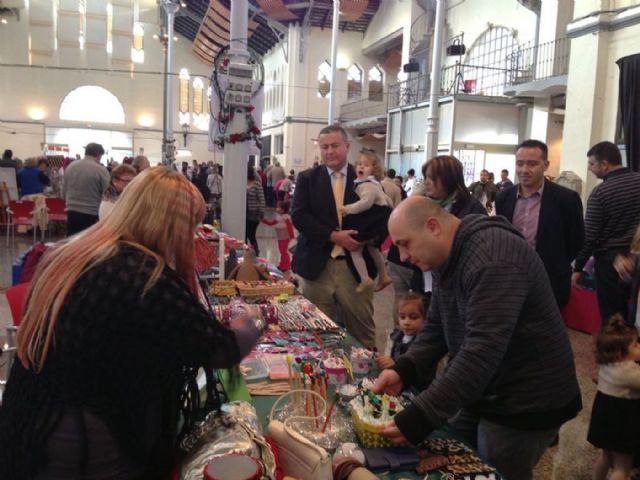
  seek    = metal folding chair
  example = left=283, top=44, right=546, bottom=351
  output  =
left=6, top=200, right=37, bottom=245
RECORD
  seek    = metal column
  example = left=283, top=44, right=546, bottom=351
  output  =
left=161, top=0, right=179, bottom=165
left=328, top=0, right=340, bottom=124
left=221, top=0, right=251, bottom=241
left=425, top=0, right=446, bottom=162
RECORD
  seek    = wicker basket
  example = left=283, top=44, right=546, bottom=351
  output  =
left=350, top=408, right=393, bottom=448
left=209, top=280, right=238, bottom=297
left=235, top=281, right=295, bottom=297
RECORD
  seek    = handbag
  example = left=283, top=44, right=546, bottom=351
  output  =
left=179, top=401, right=277, bottom=480
left=267, top=389, right=332, bottom=480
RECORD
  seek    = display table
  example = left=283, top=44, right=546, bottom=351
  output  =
left=203, top=265, right=502, bottom=479
left=237, top=330, right=502, bottom=480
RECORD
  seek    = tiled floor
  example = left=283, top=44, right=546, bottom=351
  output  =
left=0, top=219, right=599, bottom=479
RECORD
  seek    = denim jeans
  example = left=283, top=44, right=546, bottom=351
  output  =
left=448, top=409, right=558, bottom=480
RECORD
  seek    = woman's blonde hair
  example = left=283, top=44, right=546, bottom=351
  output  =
left=357, top=149, right=384, bottom=180
left=18, top=167, right=206, bottom=371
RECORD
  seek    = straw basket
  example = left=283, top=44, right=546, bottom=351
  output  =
left=350, top=408, right=393, bottom=448
left=209, top=280, right=238, bottom=297
left=236, top=281, right=295, bottom=297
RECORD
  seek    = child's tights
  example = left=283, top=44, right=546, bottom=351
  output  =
left=351, top=244, right=386, bottom=282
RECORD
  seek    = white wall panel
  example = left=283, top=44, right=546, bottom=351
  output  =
left=57, top=14, right=80, bottom=43
left=111, top=5, right=132, bottom=34
left=29, top=1, right=54, bottom=24
left=111, top=34, right=132, bottom=61
left=58, top=45, right=84, bottom=67
left=58, top=0, right=80, bottom=11
left=29, top=25, right=54, bottom=53
left=86, top=50, right=109, bottom=67
left=0, top=122, right=45, bottom=160
left=454, top=102, right=519, bottom=145
left=86, top=0, right=108, bottom=15
left=86, top=17, right=107, bottom=45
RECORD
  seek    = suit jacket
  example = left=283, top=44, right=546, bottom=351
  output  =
left=291, top=164, right=376, bottom=280
left=495, top=180, right=584, bottom=308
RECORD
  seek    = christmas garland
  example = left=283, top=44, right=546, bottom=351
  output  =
left=214, top=104, right=262, bottom=149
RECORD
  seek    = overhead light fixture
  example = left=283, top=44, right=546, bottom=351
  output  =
left=173, top=35, right=178, bottom=41
left=1, top=18, right=8, bottom=24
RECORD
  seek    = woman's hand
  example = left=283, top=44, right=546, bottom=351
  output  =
left=229, top=305, right=263, bottom=332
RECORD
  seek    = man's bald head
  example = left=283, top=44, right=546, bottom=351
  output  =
left=391, top=196, right=448, bottom=229
left=389, top=196, right=459, bottom=271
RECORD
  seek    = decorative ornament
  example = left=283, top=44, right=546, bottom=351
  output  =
left=214, top=106, right=262, bottom=149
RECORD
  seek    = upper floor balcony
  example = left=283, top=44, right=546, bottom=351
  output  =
left=339, top=93, right=389, bottom=128
left=386, top=36, right=571, bottom=110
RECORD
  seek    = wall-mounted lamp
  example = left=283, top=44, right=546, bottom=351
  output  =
left=28, top=107, right=45, bottom=120
left=138, top=114, right=154, bottom=127
left=132, top=22, right=144, bottom=63
left=179, top=67, right=190, bottom=145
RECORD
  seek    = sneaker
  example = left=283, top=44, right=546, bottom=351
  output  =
left=375, top=273, right=392, bottom=292
left=356, top=278, right=375, bottom=293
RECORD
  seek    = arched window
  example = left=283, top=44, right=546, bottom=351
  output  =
left=463, top=26, right=519, bottom=96
left=59, top=85, right=125, bottom=124
left=318, top=60, right=331, bottom=98
left=347, top=64, right=362, bottom=99
left=368, top=66, right=383, bottom=101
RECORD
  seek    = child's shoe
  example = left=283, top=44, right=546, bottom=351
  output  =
left=375, top=272, right=392, bottom=292
left=356, top=277, right=374, bottom=293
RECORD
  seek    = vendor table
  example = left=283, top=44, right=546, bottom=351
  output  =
left=234, top=331, right=503, bottom=480
left=202, top=260, right=502, bottom=479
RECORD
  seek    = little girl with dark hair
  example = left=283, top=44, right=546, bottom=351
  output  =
left=588, top=314, right=640, bottom=480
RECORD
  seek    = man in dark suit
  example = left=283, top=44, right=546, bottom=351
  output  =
left=291, top=125, right=376, bottom=347
left=495, top=139, right=584, bottom=309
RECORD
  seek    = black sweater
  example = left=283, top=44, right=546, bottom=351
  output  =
left=0, top=244, right=246, bottom=479
left=393, top=215, right=581, bottom=443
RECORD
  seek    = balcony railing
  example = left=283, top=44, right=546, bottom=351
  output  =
left=507, top=37, right=570, bottom=84
left=387, top=37, right=571, bottom=109
left=339, top=93, right=389, bottom=121
left=388, top=62, right=515, bottom=108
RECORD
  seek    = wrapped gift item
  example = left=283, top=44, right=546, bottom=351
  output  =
left=350, top=347, right=374, bottom=375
